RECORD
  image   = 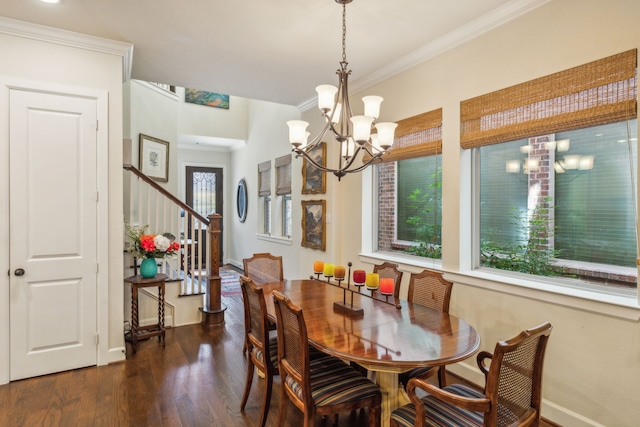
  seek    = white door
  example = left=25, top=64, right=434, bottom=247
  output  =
left=9, top=89, right=98, bottom=380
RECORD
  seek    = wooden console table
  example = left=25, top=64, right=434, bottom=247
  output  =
left=124, top=274, right=167, bottom=354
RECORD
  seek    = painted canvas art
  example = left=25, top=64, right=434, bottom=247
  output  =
left=185, top=89, right=229, bottom=109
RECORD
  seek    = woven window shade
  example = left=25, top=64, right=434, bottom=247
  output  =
left=258, top=160, right=271, bottom=196
left=461, top=49, right=638, bottom=149
left=275, top=154, right=292, bottom=195
left=363, top=108, right=442, bottom=163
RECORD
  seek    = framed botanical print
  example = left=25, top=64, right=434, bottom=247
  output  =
left=139, top=134, right=169, bottom=182
left=302, top=142, right=326, bottom=194
left=301, top=200, right=326, bottom=251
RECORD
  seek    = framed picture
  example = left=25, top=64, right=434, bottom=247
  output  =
left=301, top=200, right=326, bottom=251
left=185, top=88, right=230, bottom=109
left=139, top=134, right=169, bottom=182
left=302, top=142, right=326, bottom=194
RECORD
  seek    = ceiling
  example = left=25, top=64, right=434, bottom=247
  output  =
left=0, top=0, right=548, bottom=108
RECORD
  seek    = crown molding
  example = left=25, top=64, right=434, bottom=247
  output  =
left=298, top=0, right=551, bottom=112
left=0, top=16, right=133, bottom=82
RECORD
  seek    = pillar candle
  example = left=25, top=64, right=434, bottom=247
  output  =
left=379, top=278, right=394, bottom=295
left=353, top=270, right=366, bottom=285
left=323, top=263, right=335, bottom=277
left=313, top=261, right=324, bottom=273
left=365, top=273, right=379, bottom=290
left=334, top=265, right=346, bottom=279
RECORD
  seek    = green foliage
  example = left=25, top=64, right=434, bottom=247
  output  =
left=404, top=168, right=442, bottom=259
left=480, top=198, right=565, bottom=276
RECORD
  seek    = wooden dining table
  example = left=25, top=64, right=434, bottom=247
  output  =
left=260, top=278, right=480, bottom=427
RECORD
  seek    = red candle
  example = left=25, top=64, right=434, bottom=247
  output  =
left=313, top=261, right=324, bottom=273
left=380, top=278, right=394, bottom=295
left=353, top=270, right=366, bottom=285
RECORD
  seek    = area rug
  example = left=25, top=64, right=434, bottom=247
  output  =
left=220, top=266, right=242, bottom=297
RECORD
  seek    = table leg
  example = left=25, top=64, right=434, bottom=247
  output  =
left=131, top=285, right=138, bottom=354
left=159, top=283, right=165, bottom=346
left=374, top=370, right=400, bottom=427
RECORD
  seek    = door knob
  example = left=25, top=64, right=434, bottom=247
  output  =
left=14, top=268, right=25, bottom=276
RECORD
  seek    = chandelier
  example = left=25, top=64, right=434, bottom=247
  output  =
left=287, top=0, right=397, bottom=180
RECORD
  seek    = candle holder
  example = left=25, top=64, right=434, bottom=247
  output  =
left=309, top=261, right=401, bottom=316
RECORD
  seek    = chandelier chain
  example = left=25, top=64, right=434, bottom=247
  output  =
left=342, top=3, right=347, bottom=64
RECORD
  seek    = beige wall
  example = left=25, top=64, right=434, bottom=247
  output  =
left=294, top=0, right=640, bottom=425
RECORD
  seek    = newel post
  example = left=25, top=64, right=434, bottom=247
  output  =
left=200, top=213, right=226, bottom=326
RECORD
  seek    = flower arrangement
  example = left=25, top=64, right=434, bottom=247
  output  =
left=125, top=222, right=180, bottom=259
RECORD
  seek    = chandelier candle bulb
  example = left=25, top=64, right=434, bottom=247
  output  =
left=316, top=85, right=338, bottom=111
left=323, top=263, right=335, bottom=277
left=365, top=273, right=380, bottom=290
left=313, top=261, right=325, bottom=274
left=351, top=115, right=374, bottom=143
left=362, top=96, right=383, bottom=119
left=287, top=120, right=309, bottom=147
left=374, top=122, right=398, bottom=150
left=379, top=278, right=394, bottom=295
left=334, top=265, right=346, bottom=280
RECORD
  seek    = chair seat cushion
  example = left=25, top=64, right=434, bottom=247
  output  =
left=253, top=336, right=279, bottom=367
left=390, top=384, right=484, bottom=427
left=285, top=356, right=380, bottom=407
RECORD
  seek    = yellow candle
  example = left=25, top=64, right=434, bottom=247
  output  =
left=334, top=265, right=346, bottom=279
left=365, top=273, right=379, bottom=290
left=323, top=263, right=335, bottom=277
left=313, top=261, right=324, bottom=273
left=380, top=278, right=394, bottom=295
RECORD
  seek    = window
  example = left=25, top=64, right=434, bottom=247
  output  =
left=283, top=194, right=292, bottom=238
left=276, top=154, right=292, bottom=239
left=464, top=49, right=638, bottom=289
left=376, top=109, right=443, bottom=259
left=258, top=160, right=271, bottom=235
left=264, top=195, right=272, bottom=235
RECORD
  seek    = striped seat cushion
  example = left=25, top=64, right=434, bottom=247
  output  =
left=284, top=356, right=380, bottom=407
left=390, top=384, right=484, bottom=427
left=252, top=336, right=279, bottom=367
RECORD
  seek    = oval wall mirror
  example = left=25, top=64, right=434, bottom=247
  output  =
left=237, top=178, right=248, bottom=223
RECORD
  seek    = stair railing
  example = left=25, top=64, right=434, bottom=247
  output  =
left=123, top=165, right=216, bottom=297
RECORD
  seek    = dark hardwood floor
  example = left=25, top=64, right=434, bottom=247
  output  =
left=0, top=292, right=556, bottom=427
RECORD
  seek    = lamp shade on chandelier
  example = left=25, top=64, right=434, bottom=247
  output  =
left=287, top=0, right=397, bottom=180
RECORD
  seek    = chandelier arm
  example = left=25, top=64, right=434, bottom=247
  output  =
left=294, top=148, right=345, bottom=174
left=305, top=120, right=332, bottom=150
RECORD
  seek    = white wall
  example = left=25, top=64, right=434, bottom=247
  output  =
left=0, top=28, right=128, bottom=371
left=295, top=0, right=640, bottom=425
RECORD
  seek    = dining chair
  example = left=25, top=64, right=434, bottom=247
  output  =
left=272, top=290, right=382, bottom=427
left=242, top=253, right=283, bottom=353
left=239, top=275, right=279, bottom=427
left=243, top=252, right=284, bottom=284
left=390, top=322, right=553, bottom=427
left=372, top=262, right=404, bottom=300
left=399, top=269, right=454, bottom=390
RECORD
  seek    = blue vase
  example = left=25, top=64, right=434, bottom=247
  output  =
left=140, top=258, right=158, bottom=278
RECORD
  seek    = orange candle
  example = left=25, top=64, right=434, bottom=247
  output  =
left=365, top=273, right=379, bottom=290
left=313, top=261, right=324, bottom=273
left=380, top=278, right=394, bottom=295
left=334, top=265, right=346, bottom=279
left=323, top=263, right=335, bottom=277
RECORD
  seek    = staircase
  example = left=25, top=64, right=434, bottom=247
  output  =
left=123, top=165, right=223, bottom=327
